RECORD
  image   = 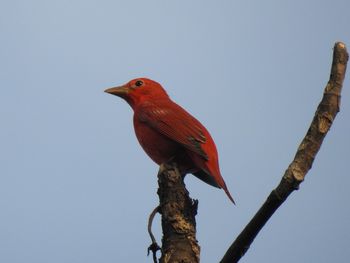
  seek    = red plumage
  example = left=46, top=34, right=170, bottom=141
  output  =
left=105, top=78, right=234, bottom=203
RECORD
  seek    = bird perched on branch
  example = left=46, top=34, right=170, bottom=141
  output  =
left=105, top=78, right=234, bottom=203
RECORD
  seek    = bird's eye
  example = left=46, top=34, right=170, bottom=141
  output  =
left=135, top=80, right=144, bottom=87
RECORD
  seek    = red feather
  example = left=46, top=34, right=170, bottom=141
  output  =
left=105, top=78, right=234, bottom=203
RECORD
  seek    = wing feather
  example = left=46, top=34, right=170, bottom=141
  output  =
left=137, top=101, right=209, bottom=160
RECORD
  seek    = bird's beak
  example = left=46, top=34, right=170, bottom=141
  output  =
left=104, top=85, right=130, bottom=96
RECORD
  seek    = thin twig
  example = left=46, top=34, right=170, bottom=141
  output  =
left=147, top=206, right=161, bottom=263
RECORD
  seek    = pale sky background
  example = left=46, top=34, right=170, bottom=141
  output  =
left=1, top=1, right=350, bottom=262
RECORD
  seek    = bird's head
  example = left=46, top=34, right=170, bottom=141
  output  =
left=105, top=78, right=169, bottom=108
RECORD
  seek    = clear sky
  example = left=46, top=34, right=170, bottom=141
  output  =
left=1, top=1, right=349, bottom=262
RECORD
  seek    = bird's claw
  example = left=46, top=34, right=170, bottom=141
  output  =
left=158, top=163, right=168, bottom=175
left=158, top=158, right=180, bottom=176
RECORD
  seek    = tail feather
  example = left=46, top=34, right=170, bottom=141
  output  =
left=193, top=170, right=220, bottom=188
left=193, top=170, right=235, bottom=204
left=222, top=182, right=235, bottom=204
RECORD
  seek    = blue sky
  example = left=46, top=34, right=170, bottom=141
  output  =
left=1, top=1, right=349, bottom=262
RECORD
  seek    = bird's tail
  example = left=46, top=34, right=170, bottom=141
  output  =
left=222, top=181, right=235, bottom=204
left=193, top=169, right=235, bottom=204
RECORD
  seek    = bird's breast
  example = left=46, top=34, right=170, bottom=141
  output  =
left=133, top=118, right=181, bottom=165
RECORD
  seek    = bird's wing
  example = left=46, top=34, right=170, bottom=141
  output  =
left=137, top=101, right=209, bottom=160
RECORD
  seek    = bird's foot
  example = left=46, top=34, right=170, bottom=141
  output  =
left=158, top=157, right=182, bottom=176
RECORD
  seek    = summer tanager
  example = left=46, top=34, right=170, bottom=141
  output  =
left=105, top=78, right=234, bottom=203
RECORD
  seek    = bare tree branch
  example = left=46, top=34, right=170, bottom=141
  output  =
left=157, top=163, right=200, bottom=263
left=220, top=42, right=348, bottom=263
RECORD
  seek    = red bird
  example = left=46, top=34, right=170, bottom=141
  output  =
left=105, top=78, right=234, bottom=203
